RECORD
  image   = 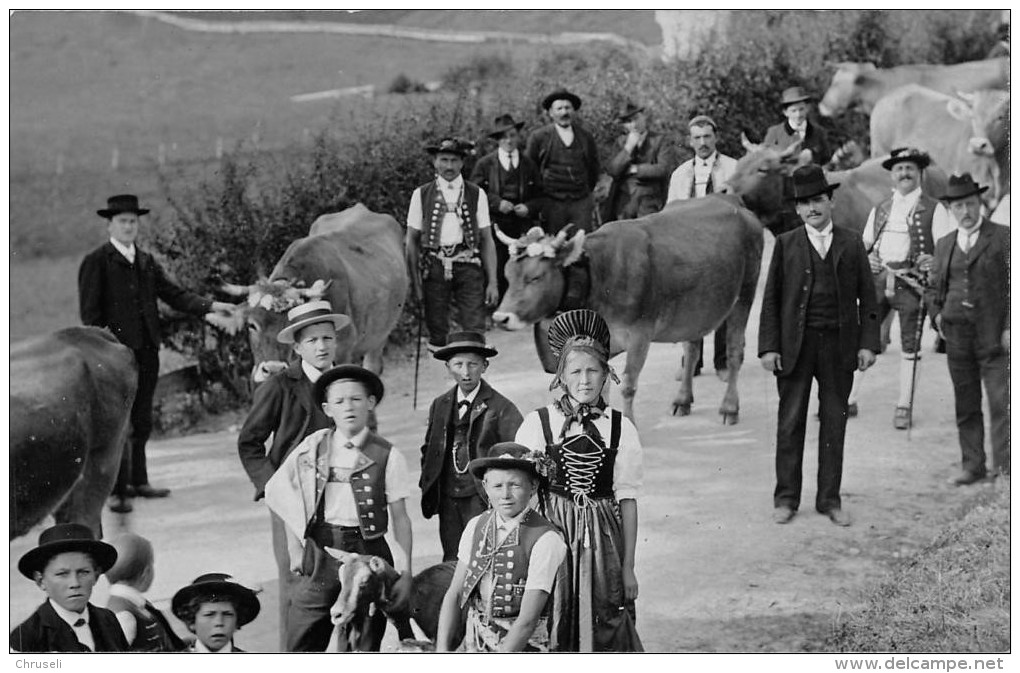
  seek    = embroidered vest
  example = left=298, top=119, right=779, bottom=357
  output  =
left=313, top=431, right=392, bottom=540
left=105, top=595, right=180, bottom=652
left=871, top=194, right=937, bottom=263
left=419, top=180, right=481, bottom=251
left=459, top=509, right=560, bottom=618
left=538, top=407, right=621, bottom=500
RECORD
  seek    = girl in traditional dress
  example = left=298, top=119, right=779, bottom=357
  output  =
left=514, top=309, right=644, bottom=652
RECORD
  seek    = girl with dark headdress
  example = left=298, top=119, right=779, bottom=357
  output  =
left=514, top=309, right=644, bottom=652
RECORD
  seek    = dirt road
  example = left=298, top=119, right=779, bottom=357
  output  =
left=9, top=238, right=989, bottom=652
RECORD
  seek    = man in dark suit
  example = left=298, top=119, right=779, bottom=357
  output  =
left=236, top=300, right=349, bottom=649
left=11, top=523, right=129, bottom=653
left=759, top=165, right=880, bottom=527
left=928, top=174, right=1010, bottom=485
left=604, top=101, right=677, bottom=221
left=78, top=194, right=234, bottom=513
left=470, top=114, right=545, bottom=301
left=762, top=87, right=832, bottom=165
left=420, top=332, right=523, bottom=560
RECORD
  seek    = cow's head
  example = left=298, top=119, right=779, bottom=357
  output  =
left=947, top=89, right=1010, bottom=207
left=492, top=226, right=585, bottom=330
left=818, top=61, right=878, bottom=117
left=325, top=549, right=401, bottom=651
left=723, top=138, right=811, bottom=230
left=210, top=278, right=332, bottom=365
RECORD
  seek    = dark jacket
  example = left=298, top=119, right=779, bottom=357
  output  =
left=762, top=120, right=833, bottom=166
left=237, top=361, right=331, bottom=500
left=604, top=131, right=677, bottom=220
left=928, top=219, right=1009, bottom=358
left=469, top=150, right=546, bottom=233
left=759, top=225, right=881, bottom=374
left=78, top=242, right=212, bottom=351
left=524, top=123, right=601, bottom=200
left=419, top=380, right=523, bottom=519
left=10, top=601, right=129, bottom=653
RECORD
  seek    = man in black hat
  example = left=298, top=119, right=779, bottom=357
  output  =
left=470, top=114, right=546, bottom=301
left=849, top=148, right=954, bottom=428
left=11, top=523, right=129, bottom=652
left=759, top=165, right=880, bottom=527
left=78, top=194, right=235, bottom=513
left=419, top=331, right=523, bottom=561
left=604, top=101, right=676, bottom=221
left=928, top=173, right=1009, bottom=485
left=762, top=86, right=832, bottom=165
left=406, top=138, right=500, bottom=352
left=525, top=89, right=601, bottom=234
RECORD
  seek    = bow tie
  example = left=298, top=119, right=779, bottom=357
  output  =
left=458, top=399, right=471, bottom=408
left=73, top=618, right=86, bottom=628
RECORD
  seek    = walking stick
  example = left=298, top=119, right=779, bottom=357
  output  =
left=906, top=300, right=928, bottom=442
left=412, top=302, right=423, bottom=410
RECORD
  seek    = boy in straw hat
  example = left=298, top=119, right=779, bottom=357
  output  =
left=104, top=532, right=185, bottom=651
left=171, top=573, right=261, bottom=652
left=436, top=442, right=566, bottom=652
left=419, top=331, right=523, bottom=561
left=265, top=364, right=413, bottom=651
left=11, top=523, right=129, bottom=652
left=236, top=299, right=350, bottom=649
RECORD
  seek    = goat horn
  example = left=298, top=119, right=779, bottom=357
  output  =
left=221, top=282, right=253, bottom=297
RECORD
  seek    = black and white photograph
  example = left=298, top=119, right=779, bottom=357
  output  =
left=8, top=7, right=1011, bottom=665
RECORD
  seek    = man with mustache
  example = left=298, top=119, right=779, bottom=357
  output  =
left=525, top=89, right=601, bottom=234
left=849, top=148, right=953, bottom=428
left=759, top=165, right=880, bottom=527
left=928, top=174, right=1010, bottom=486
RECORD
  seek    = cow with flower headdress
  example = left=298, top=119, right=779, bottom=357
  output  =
left=492, top=192, right=764, bottom=424
left=211, top=204, right=409, bottom=378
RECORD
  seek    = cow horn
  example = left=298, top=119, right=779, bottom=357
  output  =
left=778, top=139, right=804, bottom=161
left=740, top=132, right=761, bottom=153
left=299, top=279, right=332, bottom=299
left=221, top=282, right=254, bottom=297
left=492, top=224, right=520, bottom=248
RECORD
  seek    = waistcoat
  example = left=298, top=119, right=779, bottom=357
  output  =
left=871, top=194, right=937, bottom=263
left=942, top=245, right=974, bottom=322
left=313, top=431, right=392, bottom=540
left=419, top=180, right=481, bottom=251
left=538, top=407, right=621, bottom=500
left=806, top=249, right=839, bottom=330
left=105, top=595, right=179, bottom=652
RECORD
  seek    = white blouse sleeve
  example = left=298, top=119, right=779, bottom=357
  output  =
left=613, top=414, right=644, bottom=501
left=514, top=410, right=549, bottom=454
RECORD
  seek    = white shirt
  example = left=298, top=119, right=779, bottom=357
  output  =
left=554, top=124, right=575, bottom=147
left=861, top=187, right=954, bottom=262
left=457, top=384, right=481, bottom=419
left=109, top=238, right=136, bottom=264
left=406, top=175, right=492, bottom=247
left=107, top=583, right=146, bottom=644
left=957, top=225, right=981, bottom=253
left=514, top=404, right=644, bottom=501
left=323, top=427, right=412, bottom=526
left=456, top=507, right=568, bottom=599
left=301, top=360, right=328, bottom=383
left=805, top=222, right=833, bottom=258
left=667, top=153, right=737, bottom=203
left=49, top=599, right=96, bottom=651
left=497, top=148, right=520, bottom=172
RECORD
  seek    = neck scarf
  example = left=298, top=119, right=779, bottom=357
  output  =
left=553, top=394, right=607, bottom=443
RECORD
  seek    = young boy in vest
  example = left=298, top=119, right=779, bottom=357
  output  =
left=436, top=442, right=566, bottom=652
left=265, top=365, right=413, bottom=652
left=171, top=573, right=261, bottom=653
left=419, top=331, right=523, bottom=562
left=105, top=533, right=185, bottom=651
left=11, top=524, right=129, bottom=653
left=405, top=137, right=500, bottom=351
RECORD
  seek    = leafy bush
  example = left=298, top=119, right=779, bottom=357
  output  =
left=387, top=72, right=428, bottom=94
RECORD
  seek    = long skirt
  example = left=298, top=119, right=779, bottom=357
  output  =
left=543, top=494, right=643, bottom=652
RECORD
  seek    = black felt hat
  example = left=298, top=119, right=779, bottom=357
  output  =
left=468, top=442, right=547, bottom=481
left=97, top=194, right=149, bottom=218
left=172, top=573, right=261, bottom=627
left=881, top=147, right=932, bottom=171
left=789, top=164, right=840, bottom=201
left=542, top=89, right=582, bottom=111
left=18, top=524, right=118, bottom=579
left=313, top=364, right=385, bottom=405
left=938, top=173, right=989, bottom=202
left=433, top=331, right=498, bottom=361
left=488, top=114, right=526, bottom=139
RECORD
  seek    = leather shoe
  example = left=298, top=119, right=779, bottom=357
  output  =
left=123, top=485, right=137, bottom=498
left=948, top=471, right=985, bottom=486
left=893, top=406, right=911, bottom=430
left=772, top=506, right=796, bottom=524
left=135, top=484, right=171, bottom=498
left=109, top=497, right=133, bottom=514
left=825, top=508, right=851, bottom=527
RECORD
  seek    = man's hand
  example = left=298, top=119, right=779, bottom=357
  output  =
left=915, top=252, right=934, bottom=273
left=512, top=203, right=529, bottom=218
left=857, top=348, right=876, bottom=371
left=498, top=199, right=514, bottom=215
left=485, top=282, right=500, bottom=308
left=933, top=313, right=945, bottom=340
left=388, top=572, right=412, bottom=613
left=1002, top=329, right=1010, bottom=354
left=760, top=352, right=783, bottom=373
left=868, top=252, right=883, bottom=275
left=624, top=129, right=645, bottom=153
left=622, top=565, right=639, bottom=602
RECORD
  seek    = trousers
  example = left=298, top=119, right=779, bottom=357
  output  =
left=543, top=194, right=595, bottom=234
left=115, top=345, right=160, bottom=494
left=438, top=493, right=486, bottom=562
left=422, top=256, right=487, bottom=349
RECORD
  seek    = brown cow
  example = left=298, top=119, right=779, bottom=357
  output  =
left=869, top=86, right=1008, bottom=208
left=10, top=327, right=137, bottom=539
left=214, top=203, right=409, bottom=375
left=818, top=58, right=1009, bottom=117
left=493, top=192, right=764, bottom=424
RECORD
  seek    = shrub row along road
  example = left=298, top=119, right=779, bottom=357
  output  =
left=9, top=238, right=993, bottom=652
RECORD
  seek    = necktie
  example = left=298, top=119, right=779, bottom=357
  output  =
left=73, top=618, right=85, bottom=627
left=691, top=161, right=714, bottom=198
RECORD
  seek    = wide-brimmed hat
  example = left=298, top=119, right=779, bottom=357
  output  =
left=938, top=173, right=989, bottom=202
left=779, top=86, right=815, bottom=108
left=171, top=573, right=260, bottom=627
left=547, top=309, right=612, bottom=360
left=433, top=331, right=498, bottom=361
left=488, top=114, right=525, bottom=139
left=688, top=114, right=718, bottom=132
left=425, top=138, right=472, bottom=157
left=18, top=524, right=118, bottom=579
left=615, top=101, right=645, bottom=123
left=313, top=364, right=385, bottom=405
left=789, top=164, right=840, bottom=201
left=275, top=300, right=350, bottom=345
left=542, top=89, right=582, bottom=111
left=468, top=442, right=549, bottom=482
left=97, top=194, right=149, bottom=218
left=881, top=147, right=932, bottom=171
